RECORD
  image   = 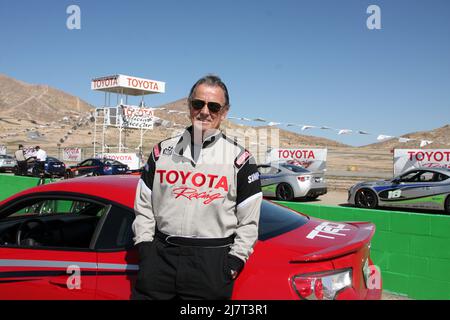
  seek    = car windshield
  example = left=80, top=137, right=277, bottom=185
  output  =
left=281, top=164, right=310, bottom=173
left=103, top=159, right=124, bottom=165
left=47, top=157, right=59, bottom=162
left=258, top=201, right=308, bottom=240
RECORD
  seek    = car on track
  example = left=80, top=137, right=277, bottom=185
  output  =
left=348, top=168, right=450, bottom=213
left=20, top=156, right=67, bottom=178
left=66, top=158, right=129, bottom=178
left=0, top=155, right=16, bottom=173
left=0, top=175, right=381, bottom=300
left=257, top=162, right=327, bottom=201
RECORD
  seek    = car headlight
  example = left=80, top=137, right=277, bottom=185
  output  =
left=292, top=269, right=352, bottom=300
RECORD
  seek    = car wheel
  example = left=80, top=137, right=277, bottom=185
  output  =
left=276, top=183, right=294, bottom=201
left=445, top=195, right=450, bottom=214
left=355, top=189, right=378, bottom=209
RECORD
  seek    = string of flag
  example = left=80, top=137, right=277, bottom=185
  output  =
left=2, top=107, right=446, bottom=149
left=225, top=115, right=442, bottom=147
left=151, top=108, right=445, bottom=147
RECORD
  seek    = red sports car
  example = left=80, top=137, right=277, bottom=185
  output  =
left=0, top=176, right=381, bottom=300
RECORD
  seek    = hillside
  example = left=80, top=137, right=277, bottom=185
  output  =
left=0, top=75, right=349, bottom=162
left=0, top=74, right=448, bottom=176
left=0, top=74, right=93, bottom=121
left=360, top=124, right=450, bottom=150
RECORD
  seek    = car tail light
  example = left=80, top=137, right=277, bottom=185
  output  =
left=297, top=175, right=310, bottom=182
left=292, top=269, right=352, bottom=300
left=362, top=255, right=381, bottom=289
left=104, top=166, right=112, bottom=171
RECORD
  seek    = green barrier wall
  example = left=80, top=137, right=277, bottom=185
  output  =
left=0, top=175, right=57, bottom=201
left=276, top=201, right=450, bottom=300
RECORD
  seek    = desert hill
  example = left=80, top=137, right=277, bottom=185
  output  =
left=0, top=74, right=448, bottom=180
left=0, top=74, right=93, bottom=121
left=0, top=75, right=349, bottom=161
left=360, top=124, right=450, bottom=150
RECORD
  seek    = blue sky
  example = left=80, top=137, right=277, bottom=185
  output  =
left=0, top=0, right=449, bottom=146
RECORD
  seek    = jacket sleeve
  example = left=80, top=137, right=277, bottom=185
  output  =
left=132, top=145, right=159, bottom=245
left=229, top=153, right=262, bottom=272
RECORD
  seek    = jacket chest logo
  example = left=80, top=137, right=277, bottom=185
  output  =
left=156, top=169, right=228, bottom=204
left=162, top=146, right=173, bottom=155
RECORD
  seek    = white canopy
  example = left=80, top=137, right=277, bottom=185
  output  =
left=91, top=74, right=165, bottom=96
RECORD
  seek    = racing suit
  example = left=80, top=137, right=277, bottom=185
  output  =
left=132, top=126, right=262, bottom=299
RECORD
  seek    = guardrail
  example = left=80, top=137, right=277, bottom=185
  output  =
left=276, top=201, right=450, bottom=300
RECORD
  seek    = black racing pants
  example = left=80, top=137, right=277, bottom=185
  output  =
left=17, top=161, right=27, bottom=175
left=132, top=238, right=235, bottom=300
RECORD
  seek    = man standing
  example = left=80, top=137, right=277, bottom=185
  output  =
left=14, top=144, right=26, bottom=175
left=132, top=75, right=262, bottom=300
left=34, top=146, right=47, bottom=177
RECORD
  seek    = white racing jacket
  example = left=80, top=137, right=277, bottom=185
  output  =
left=133, top=126, right=262, bottom=267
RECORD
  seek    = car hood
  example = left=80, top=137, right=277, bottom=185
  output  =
left=265, top=218, right=375, bottom=262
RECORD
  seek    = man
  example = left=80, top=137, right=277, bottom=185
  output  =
left=14, top=144, right=26, bottom=175
left=34, top=146, right=47, bottom=177
left=132, top=75, right=262, bottom=300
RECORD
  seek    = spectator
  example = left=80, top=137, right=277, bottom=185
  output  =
left=14, top=144, right=27, bottom=175
left=35, top=146, right=47, bottom=177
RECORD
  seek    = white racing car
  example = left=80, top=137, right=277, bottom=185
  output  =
left=257, top=162, right=327, bottom=201
left=348, top=167, right=450, bottom=213
left=0, top=155, right=17, bottom=173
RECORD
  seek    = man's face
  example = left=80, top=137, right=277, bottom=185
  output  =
left=189, top=84, right=228, bottom=135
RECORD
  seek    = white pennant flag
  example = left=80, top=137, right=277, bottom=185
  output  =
left=267, top=121, right=281, bottom=126
left=398, top=137, right=414, bottom=143
left=286, top=123, right=299, bottom=127
left=377, top=134, right=394, bottom=141
left=420, top=140, right=433, bottom=147
left=357, top=130, right=370, bottom=135
left=338, top=129, right=352, bottom=135
left=320, top=126, right=332, bottom=130
left=252, top=118, right=267, bottom=122
left=301, top=125, right=316, bottom=131
left=240, top=117, right=252, bottom=121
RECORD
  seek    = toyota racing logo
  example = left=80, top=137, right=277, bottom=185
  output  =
left=156, top=170, right=228, bottom=205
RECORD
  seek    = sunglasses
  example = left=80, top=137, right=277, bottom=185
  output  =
left=190, top=99, right=224, bottom=113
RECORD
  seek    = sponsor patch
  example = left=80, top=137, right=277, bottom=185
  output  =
left=153, top=144, right=161, bottom=160
left=235, top=150, right=251, bottom=169
left=163, top=146, right=173, bottom=156
left=247, top=172, right=260, bottom=184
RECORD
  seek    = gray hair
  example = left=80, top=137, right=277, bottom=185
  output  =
left=188, top=74, right=230, bottom=109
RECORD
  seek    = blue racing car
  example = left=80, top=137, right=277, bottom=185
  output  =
left=66, top=158, right=129, bottom=178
